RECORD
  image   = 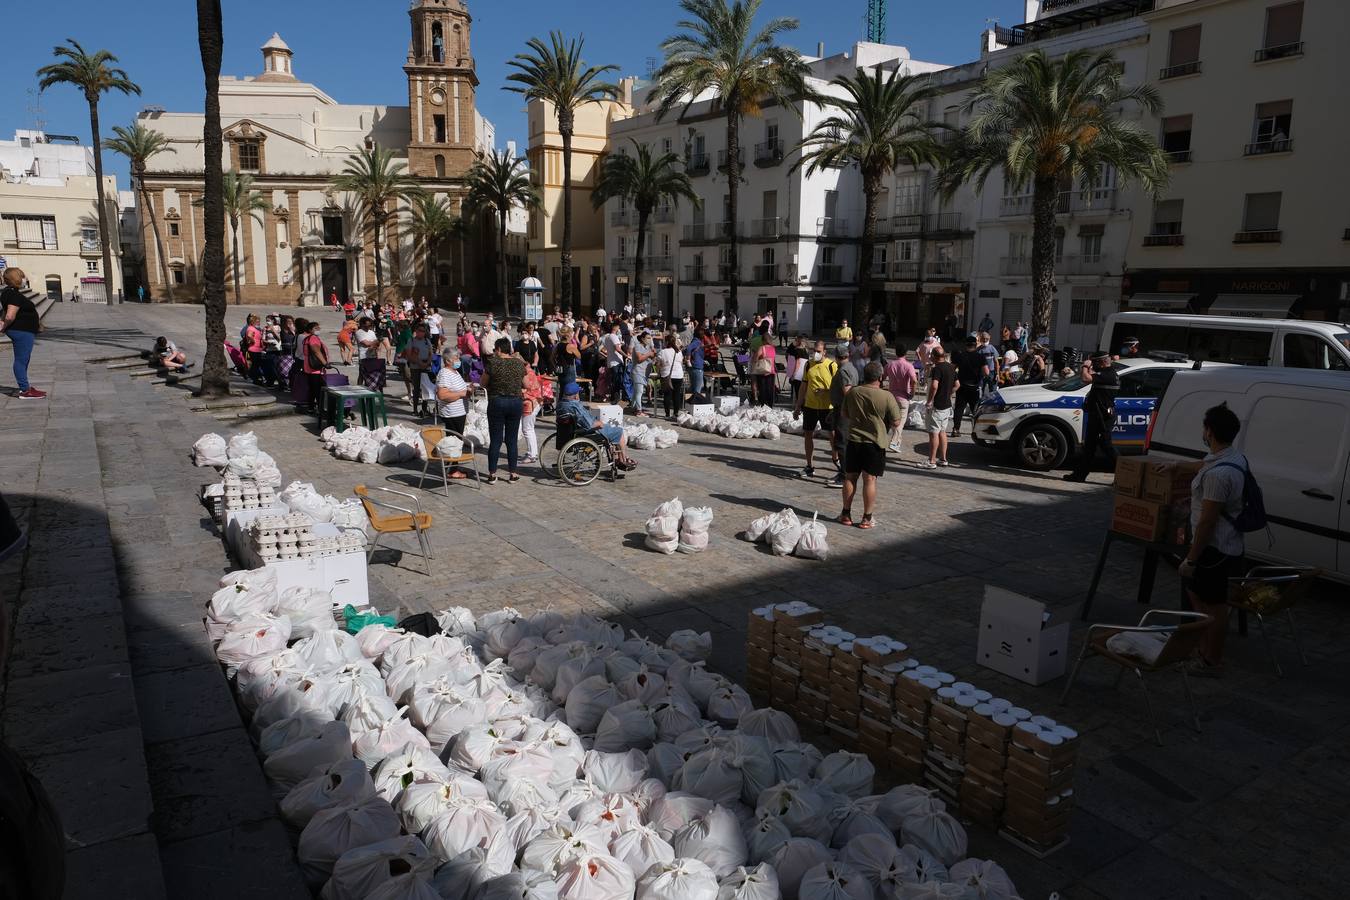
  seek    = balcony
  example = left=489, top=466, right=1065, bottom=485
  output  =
left=717, top=264, right=738, bottom=282
left=684, top=265, right=707, bottom=282
left=750, top=217, right=782, bottom=239
left=890, top=214, right=924, bottom=236
left=685, top=153, right=710, bottom=176
left=1244, top=138, right=1293, bottom=156
left=682, top=222, right=710, bottom=242
left=1058, top=253, right=1114, bottom=275
left=609, top=209, right=632, bottom=227
left=754, top=140, right=785, bottom=166
left=999, top=257, right=1032, bottom=276
left=999, top=188, right=1117, bottom=217
left=1166, top=149, right=1192, bottom=163
left=646, top=255, right=674, bottom=272
left=867, top=262, right=887, bottom=277
left=750, top=264, right=780, bottom=283
left=1255, top=41, right=1303, bottom=62
left=1234, top=229, right=1282, bottom=244
left=653, top=206, right=676, bottom=224
left=715, top=221, right=740, bottom=239
left=889, top=261, right=920, bottom=280
left=716, top=148, right=745, bottom=172
left=1143, top=233, right=1185, bottom=247
left=1159, top=60, right=1202, bottom=80
left=814, top=264, right=846, bottom=285
left=817, top=217, right=850, bottom=238
left=79, top=239, right=102, bottom=256
left=611, top=256, right=632, bottom=272
left=925, top=259, right=962, bottom=281
left=925, top=212, right=964, bottom=233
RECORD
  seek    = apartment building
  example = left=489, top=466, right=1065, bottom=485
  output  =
left=603, top=43, right=946, bottom=333
left=0, top=130, right=125, bottom=302
left=525, top=81, right=635, bottom=316
left=1125, top=0, right=1350, bottom=322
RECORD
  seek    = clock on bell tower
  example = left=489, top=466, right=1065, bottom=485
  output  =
left=405, top=0, right=479, bottom=180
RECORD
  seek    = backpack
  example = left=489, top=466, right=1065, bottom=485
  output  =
left=1212, top=459, right=1268, bottom=533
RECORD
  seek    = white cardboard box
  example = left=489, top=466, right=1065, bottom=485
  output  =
left=715, top=396, right=740, bottom=415
left=689, top=403, right=715, bottom=418
left=597, top=404, right=625, bottom=427
left=976, top=585, right=1078, bottom=685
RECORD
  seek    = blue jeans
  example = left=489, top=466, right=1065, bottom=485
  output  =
left=689, top=366, right=705, bottom=397
left=631, top=374, right=647, bottom=412
left=487, top=395, right=523, bottom=474
left=8, top=329, right=35, bottom=391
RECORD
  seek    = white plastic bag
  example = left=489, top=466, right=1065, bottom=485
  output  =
left=227, top=431, right=259, bottom=459
left=264, top=721, right=353, bottom=794
left=745, top=514, right=774, bottom=543
left=421, top=800, right=509, bottom=866
left=673, top=747, right=742, bottom=806
left=716, top=863, right=780, bottom=900
left=745, top=814, right=792, bottom=865
left=665, top=630, right=712, bottom=663
left=705, top=687, right=754, bottom=728
left=768, top=510, right=803, bottom=556
left=894, top=843, right=951, bottom=887
left=636, top=858, right=720, bottom=900
left=646, top=792, right=713, bottom=841
left=907, top=401, right=927, bottom=430
left=756, top=780, right=831, bottom=843
left=216, top=613, right=292, bottom=669
left=396, top=777, right=491, bottom=834
left=1105, top=631, right=1168, bottom=665
left=566, top=676, right=622, bottom=735
left=815, top=751, right=875, bottom=799
left=798, top=861, right=875, bottom=900
left=771, top=743, right=824, bottom=784
left=671, top=805, right=748, bottom=878
left=281, top=759, right=377, bottom=829
left=556, top=853, right=636, bottom=900
left=594, top=699, right=658, bottom=752
left=769, top=837, right=833, bottom=900
left=371, top=741, right=452, bottom=803
left=352, top=710, right=432, bottom=769
left=948, top=859, right=1018, bottom=900
left=582, top=748, right=648, bottom=793
left=794, top=513, right=830, bottom=561
left=298, top=796, right=402, bottom=887
left=321, top=835, right=437, bottom=900
left=898, top=807, right=968, bottom=866
left=877, top=785, right=946, bottom=831
left=520, top=824, right=611, bottom=877
left=609, top=824, right=676, bottom=879
left=737, top=708, right=800, bottom=744
left=475, top=870, right=561, bottom=900
left=193, top=433, right=229, bottom=467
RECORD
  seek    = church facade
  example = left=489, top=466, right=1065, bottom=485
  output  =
left=138, top=0, right=492, bottom=306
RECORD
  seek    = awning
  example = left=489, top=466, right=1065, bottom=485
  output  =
left=1208, top=294, right=1299, bottom=318
left=1127, top=292, right=1195, bottom=311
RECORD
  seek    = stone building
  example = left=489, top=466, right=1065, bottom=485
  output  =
left=136, top=0, right=496, bottom=306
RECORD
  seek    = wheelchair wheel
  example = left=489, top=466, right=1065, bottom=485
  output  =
left=539, top=432, right=559, bottom=475
left=558, top=437, right=604, bottom=486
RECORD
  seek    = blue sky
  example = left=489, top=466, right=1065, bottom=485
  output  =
left=3, top=0, right=1023, bottom=187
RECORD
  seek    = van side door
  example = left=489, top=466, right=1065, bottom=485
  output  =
left=1239, top=386, right=1349, bottom=572
left=1112, top=367, right=1176, bottom=452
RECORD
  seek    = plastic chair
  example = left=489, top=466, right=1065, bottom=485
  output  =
left=417, top=426, right=480, bottom=494
left=354, top=485, right=434, bottom=575
left=1227, top=566, right=1318, bottom=676
left=1060, top=609, right=1212, bottom=745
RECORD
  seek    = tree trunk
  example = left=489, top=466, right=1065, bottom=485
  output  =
left=197, top=0, right=230, bottom=398
left=86, top=96, right=116, bottom=305
left=725, top=109, right=740, bottom=320
left=498, top=213, right=508, bottom=321
left=139, top=168, right=174, bottom=302
left=1030, top=174, right=1059, bottom=343
left=229, top=216, right=242, bottom=306
left=858, top=169, right=880, bottom=329
left=633, top=209, right=649, bottom=318
left=373, top=216, right=385, bottom=308
left=559, top=111, right=574, bottom=313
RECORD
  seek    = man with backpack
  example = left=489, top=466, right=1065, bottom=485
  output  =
left=1180, top=402, right=1255, bottom=677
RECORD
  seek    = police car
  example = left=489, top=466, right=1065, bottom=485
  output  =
left=971, top=359, right=1197, bottom=470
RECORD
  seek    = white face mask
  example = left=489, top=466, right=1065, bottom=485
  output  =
left=811, top=352, right=822, bottom=361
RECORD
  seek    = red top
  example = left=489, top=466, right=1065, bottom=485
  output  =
left=302, top=334, right=327, bottom=374
left=245, top=325, right=264, bottom=353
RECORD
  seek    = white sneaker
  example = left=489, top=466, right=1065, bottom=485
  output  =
left=918, top=460, right=937, bottom=470
left=888, top=442, right=901, bottom=452
left=937, top=459, right=949, bottom=467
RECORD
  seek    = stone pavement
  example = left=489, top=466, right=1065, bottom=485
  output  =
left=4, top=302, right=1349, bottom=899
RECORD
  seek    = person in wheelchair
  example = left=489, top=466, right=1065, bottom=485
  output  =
left=556, top=380, right=638, bottom=471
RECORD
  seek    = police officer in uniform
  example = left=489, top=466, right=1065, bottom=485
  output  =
left=1064, top=350, right=1119, bottom=482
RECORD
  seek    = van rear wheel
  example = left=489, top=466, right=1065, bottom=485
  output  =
left=1014, top=421, right=1071, bottom=471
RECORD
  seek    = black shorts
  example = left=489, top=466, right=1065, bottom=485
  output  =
left=802, top=407, right=831, bottom=433
left=1186, top=547, right=1244, bottom=606
left=844, top=441, right=887, bottom=477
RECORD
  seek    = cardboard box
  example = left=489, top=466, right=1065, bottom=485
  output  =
left=597, top=404, right=624, bottom=427
left=1142, top=459, right=1202, bottom=504
left=830, top=652, right=862, bottom=678
left=747, top=611, right=775, bottom=643
left=830, top=684, right=861, bottom=712
left=689, top=403, right=715, bottom=419
left=860, top=689, right=892, bottom=720
left=774, top=606, right=824, bottom=629
left=964, top=740, right=1008, bottom=776
left=1109, top=494, right=1190, bottom=545
left=715, top=396, right=741, bottom=415
left=1113, top=455, right=1148, bottom=497
left=976, top=585, right=1077, bottom=685
left=890, top=725, right=927, bottom=756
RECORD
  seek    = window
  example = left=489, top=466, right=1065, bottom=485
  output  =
left=1284, top=333, right=1350, bottom=371
left=662, top=138, right=671, bottom=155
left=1118, top=368, right=1177, bottom=399
left=823, top=190, right=838, bottom=221
left=1007, top=233, right=1029, bottom=260
left=821, top=246, right=836, bottom=265
left=173, top=269, right=185, bottom=285
left=1242, top=191, right=1282, bottom=231
left=322, top=215, right=344, bottom=245
left=1249, top=100, right=1293, bottom=153
left=238, top=140, right=260, bottom=171
left=1151, top=199, right=1184, bottom=236
left=1069, top=297, right=1100, bottom=326
left=1054, top=230, right=1065, bottom=262
left=895, top=239, right=919, bottom=261
left=762, top=247, right=775, bottom=265
left=894, top=174, right=924, bottom=216
left=1079, top=232, right=1103, bottom=262
left=1260, top=2, right=1304, bottom=58
left=86, top=260, right=99, bottom=273
left=661, top=234, right=671, bottom=257
left=618, top=236, right=627, bottom=258
left=433, top=115, right=446, bottom=144
left=765, top=119, right=779, bottom=148
left=435, top=154, right=446, bottom=178
left=1162, top=115, right=1192, bottom=161
left=1162, top=25, right=1202, bottom=78
left=431, top=23, right=444, bottom=62
left=438, top=271, right=450, bottom=287
left=169, top=222, right=180, bottom=237
left=2, top=214, right=58, bottom=250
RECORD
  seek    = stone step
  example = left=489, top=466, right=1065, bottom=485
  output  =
left=90, top=352, right=149, bottom=364
left=108, top=360, right=156, bottom=371
left=186, top=392, right=278, bottom=412
left=152, top=373, right=201, bottom=387
left=211, top=402, right=302, bottom=422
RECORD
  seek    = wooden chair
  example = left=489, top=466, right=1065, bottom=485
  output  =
left=354, top=485, right=434, bottom=575
left=1227, top=566, right=1318, bottom=676
left=1060, top=609, right=1212, bottom=745
left=417, top=426, right=480, bottom=494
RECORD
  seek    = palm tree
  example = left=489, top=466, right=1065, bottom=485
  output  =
left=937, top=49, right=1168, bottom=339
left=37, top=39, right=141, bottom=306
left=796, top=69, right=944, bottom=327
left=592, top=140, right=700, bottom=315
left=406, top=193, right=458, bottom=304
left=652, top=0, right=813, bottom=318
left=464, top=150, right=541, bottom=318
left=330, top=146, right=424, bottom=307
left=506, top=32, right=618, bottom=313
left=197, top=0, right=229, bottom=397
left=218, top=172, right=270, bottom=306
left=105, top=123, right=176, bottom=301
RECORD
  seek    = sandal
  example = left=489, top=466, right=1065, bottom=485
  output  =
left=837, top=511, right=854, bottom=526
left=485, top=475, right=499, bottom=485
left=507, top=473, right=521, bottom=483
left=448, top=470, right=467, bottom=479
left=858, top=515, right=876, bottom=530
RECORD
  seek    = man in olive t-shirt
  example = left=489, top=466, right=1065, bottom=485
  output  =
left=839, top=361, right=902, bottom=529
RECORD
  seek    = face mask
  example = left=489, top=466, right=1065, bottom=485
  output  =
left=812, top=352, right=822, bottom=361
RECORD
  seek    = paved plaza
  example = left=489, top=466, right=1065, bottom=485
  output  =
left=2, top=303, right=1348, bottom=899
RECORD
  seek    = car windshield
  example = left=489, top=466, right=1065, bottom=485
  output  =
left=1044, top=375, right=1086, bottom=392
left=1335, top=333, right=1350, bottom=353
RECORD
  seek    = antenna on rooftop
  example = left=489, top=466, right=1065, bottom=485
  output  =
left=866, top=0, right=888, bottom=43
left=26, top=88, right=46, bottom=134
left=645, top=56, right=658, bottom=79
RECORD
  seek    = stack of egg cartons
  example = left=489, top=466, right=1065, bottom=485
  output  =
left=1001, top=714, right=1078, bottom=853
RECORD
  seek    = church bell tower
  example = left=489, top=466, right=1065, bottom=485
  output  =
left=405, top=0, right=479, bottom=180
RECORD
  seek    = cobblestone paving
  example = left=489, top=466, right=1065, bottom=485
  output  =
left=7, top=302, right=1349, bottom=899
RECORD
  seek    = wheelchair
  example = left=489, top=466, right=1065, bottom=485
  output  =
left=550, top=412, right=622, bottom=486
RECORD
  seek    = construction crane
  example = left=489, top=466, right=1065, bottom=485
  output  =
left=866, top=0, right=887, bottom=43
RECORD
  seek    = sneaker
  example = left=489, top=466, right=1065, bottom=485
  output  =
left=17, top=388, right=46, bottom=400
left=937, top=459, right=949, bottom=468
left=800, top=467, right=815, bottom=479
left=828, top=473, right=844, bottom=486
left=887, top=442, right=901, bottom=452
left=918, top=460, right=938, bottom=470
left=951, top=430, right=962, bottom=437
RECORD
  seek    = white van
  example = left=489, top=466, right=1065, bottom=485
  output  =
left=1103, top=312, right=1350, bottom=370
left=1146, top=366, right=1350, bottom=582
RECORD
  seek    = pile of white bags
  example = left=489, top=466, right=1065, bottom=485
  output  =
left=319, top=426, right=426, bottom=466
left=645, top=499, right=684, bottom=555
left=624, top=424, right=680, bottom=451
left=674, top=409, right=782, bottom=441
left=192, top=432, right=229, bottom=467
left=745, top=510, right=831, bottom=561
left=676, top=507, right=713, bottom=555
left=465, top=397, right=490, bottom=447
